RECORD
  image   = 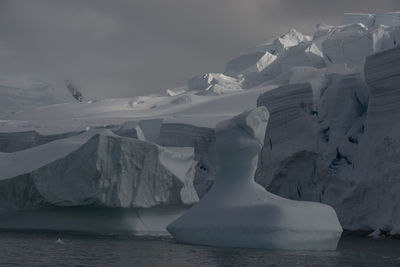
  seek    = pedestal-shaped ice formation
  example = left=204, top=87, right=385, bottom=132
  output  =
left=167, top=107, right=342, bottom=250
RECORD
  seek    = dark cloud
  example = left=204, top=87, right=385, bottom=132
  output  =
left=0, top=0, right=399, bottom=98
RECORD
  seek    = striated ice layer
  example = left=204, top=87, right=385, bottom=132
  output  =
left=253, top=73, right=369, bottom=228
left=337, top=46, right=400, bottom=234
left=364, top=46, right=400, bottom=126
left=255, top=83, right=317, bottom=189
left=167, top=107, right=342, bottom=250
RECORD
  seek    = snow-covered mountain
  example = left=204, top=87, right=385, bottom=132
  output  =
left=0, top=77, right=76, bottom=116
left=1, top=11, right=400, bottom=236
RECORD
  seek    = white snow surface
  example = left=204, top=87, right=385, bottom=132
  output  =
left=0, top=76, right=74, bottom=116
left=167, top=107, right=342, bottom=250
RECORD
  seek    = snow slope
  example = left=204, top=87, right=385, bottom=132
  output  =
left=0, top=77, right=74, bottom=116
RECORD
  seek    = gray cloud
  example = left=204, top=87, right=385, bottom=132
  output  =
left=0, top=0, right=399, bottom=98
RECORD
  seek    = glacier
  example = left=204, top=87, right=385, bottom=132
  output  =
left=1, top=10, right=400, bottom=241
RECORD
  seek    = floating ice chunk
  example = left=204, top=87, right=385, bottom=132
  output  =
left=55, top=238, right=65, bottom=244
left=167, top=107, right=342, bottom=250
left=368, top=229, right=382, bottom=239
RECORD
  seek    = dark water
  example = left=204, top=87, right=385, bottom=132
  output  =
left=1, top=231, right=400, bottom=267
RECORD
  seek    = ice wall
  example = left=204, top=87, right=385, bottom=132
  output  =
left=254, top=45, right=400, bottom=234
left=337, top=45, right=400, bottom=234
left=0, top=131, right=198, bottom=209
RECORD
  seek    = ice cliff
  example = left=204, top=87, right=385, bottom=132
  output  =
left=0, top=130, right=198, bottom=234
left=253, top=36, right=400, bottom=235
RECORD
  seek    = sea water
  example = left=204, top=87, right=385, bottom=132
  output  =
left=0, top=231, right=399, bottom=266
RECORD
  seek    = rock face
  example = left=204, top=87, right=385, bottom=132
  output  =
left=167, top=107, right=342, bottom=250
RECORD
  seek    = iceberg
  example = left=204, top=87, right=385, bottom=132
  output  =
left=0, top=129, right=198, bottom=234
left=167, top=107, right=342, bottom=250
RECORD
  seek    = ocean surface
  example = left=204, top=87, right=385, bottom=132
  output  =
left=0, top=231, right=400, bottom=266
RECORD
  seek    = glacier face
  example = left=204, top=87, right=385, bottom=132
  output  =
left=338, top=46, right=400, bottom=234
left=254, top=44, right=400, bottom=235
left=167, top=107, right=342, bottom=250
left=0, top=131, right=198, bottom=209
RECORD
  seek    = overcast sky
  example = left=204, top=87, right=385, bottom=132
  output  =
left=1, top=0, right=400, bottom=98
